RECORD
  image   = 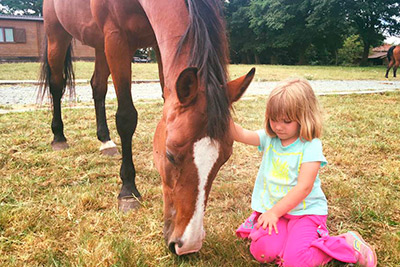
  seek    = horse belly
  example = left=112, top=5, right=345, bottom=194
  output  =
left=52, top=0, right=104, bottom=48
left=92, top=0, right=156, bottom=48
left=125, top=16, right=156, bottom=48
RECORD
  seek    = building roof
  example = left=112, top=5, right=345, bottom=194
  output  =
left=0, top=14, right=43, bottom=22
left=368, top=52, right=387, bottom=59
left=372, top=44, right=393, bottom=53
left=368, top=43, right=396, bottom=59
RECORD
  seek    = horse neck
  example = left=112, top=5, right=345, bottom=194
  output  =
left=138, top=0, right=191, bottom=88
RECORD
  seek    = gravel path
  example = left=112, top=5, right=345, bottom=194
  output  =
left=0, top=80, right=399, bottom=111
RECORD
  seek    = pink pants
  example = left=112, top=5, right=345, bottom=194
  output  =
left=236, top=211, right=357, bottom=267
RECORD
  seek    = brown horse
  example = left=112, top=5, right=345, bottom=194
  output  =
left=385, top=45, right=400, bottom=78
left=39, top=0, right=255, bottom=255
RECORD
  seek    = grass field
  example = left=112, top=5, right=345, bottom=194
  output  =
left=0, top=91, right=399, bottom=266
left=0, top=62, right=392, bottom=81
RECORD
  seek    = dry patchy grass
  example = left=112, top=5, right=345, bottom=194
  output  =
left=228, top=65, right=389, bottom=81
left=0, top=92, right=399, bottom=266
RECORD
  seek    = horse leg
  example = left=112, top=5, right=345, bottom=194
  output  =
left=104, top=32, right=141, bottom=211
left=91, top=49, right=119, bottom=156
left=386, top=60, right=394, bottom=78
left=394, top=61, right=399, bottom=78
left=154, top=45, right=165, bottom=99
left=46, top=33, right=73, bottom=150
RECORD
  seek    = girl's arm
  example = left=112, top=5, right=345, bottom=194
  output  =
left=257, top=161, right=321, bottom=234
left=230, top=121, right=260, bottom=146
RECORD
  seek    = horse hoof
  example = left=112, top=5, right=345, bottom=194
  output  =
left=100, top=140, right=119, bottom=156
left=101, top=147, right=120, bottom=157
left=118, top=197, right=142, bottom=212
left=51, top=141, right=69, bottom=151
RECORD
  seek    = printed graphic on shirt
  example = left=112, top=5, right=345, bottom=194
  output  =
left=271, top=158, right=289, bottom=182
left=269, top=157, right=290, bottom=205
left=260, top=147, right=306, bottom=211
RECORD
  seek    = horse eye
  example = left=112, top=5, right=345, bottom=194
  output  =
left=166, top=151, right=176, bottom=164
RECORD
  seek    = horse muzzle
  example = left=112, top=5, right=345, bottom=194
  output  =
left=167, top=228, right=206, bottom=255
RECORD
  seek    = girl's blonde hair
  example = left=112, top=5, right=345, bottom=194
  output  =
left=265, top=78, right=322, bottom=141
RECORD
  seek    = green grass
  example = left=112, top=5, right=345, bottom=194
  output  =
left=0, top=92, right=399, bottom=266
left=0, top=62, right=392, bottom=81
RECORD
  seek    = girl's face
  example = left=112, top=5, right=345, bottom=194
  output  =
left=269, top=118, right=300, bottom=146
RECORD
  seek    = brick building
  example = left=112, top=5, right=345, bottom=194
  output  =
left=368, top=44, right=392, bottom=65
left=0, top=14, right=94, bottom=62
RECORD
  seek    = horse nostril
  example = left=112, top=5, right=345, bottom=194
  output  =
left=168, top=240, right=183, bottom=255
left=168, top=241, right=177, bottom=254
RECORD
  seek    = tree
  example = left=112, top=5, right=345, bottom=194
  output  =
left=0, top=0, right=42, bottom=16
left=343, top=0, right=400, bottom=65
left=306, top=0, right=349, bottom=65
left=246, top=0, right=347, bottom=65
left=224, top=0, right=259, bottom=64
left=337, top=35, right=364, bottom=65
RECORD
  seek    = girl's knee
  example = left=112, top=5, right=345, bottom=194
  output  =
left=247, top=217, right=288, bottom=263
left=250, top=238, right=281, bottom=263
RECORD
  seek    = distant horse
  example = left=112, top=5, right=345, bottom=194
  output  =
left=385, top=45, right=400, bottom=78
left=39, top=0, right=255, bottom=255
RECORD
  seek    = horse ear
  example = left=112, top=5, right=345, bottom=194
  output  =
left=227, top=68, right=255, bottom=103
left=176, top=67, right=199, bottom=106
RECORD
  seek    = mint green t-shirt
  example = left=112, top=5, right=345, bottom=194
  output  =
left=251, top=129, right=328, bottom=216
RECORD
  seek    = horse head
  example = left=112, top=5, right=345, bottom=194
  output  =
left=153, top=67, right=255, bottom=255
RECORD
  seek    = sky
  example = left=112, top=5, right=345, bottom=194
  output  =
left=385, top=36, right=400, bottom=45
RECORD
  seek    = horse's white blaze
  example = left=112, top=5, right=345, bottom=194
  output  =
left=99, top=140, right=117, bottom=151
left=176, top=137, right=220, bottom=255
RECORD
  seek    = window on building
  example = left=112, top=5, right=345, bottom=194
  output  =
left=4, top=28, right=14, bottom=42
left=0, top=28, right=26, bottom=43
left=0, top=27, right=14, bottom=42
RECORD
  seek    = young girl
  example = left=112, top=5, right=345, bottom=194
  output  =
left=231, top=78, right=377, bottom=267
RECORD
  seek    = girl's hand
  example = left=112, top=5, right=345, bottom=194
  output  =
left=257, top=210, right=279, bottom=235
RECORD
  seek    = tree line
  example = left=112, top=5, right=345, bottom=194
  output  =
left=225, top=0, right=400, bottom=65
left=1, top=0, right=400, bottom=66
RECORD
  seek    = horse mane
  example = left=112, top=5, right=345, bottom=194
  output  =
left=177, top=0, right=230, bottom=140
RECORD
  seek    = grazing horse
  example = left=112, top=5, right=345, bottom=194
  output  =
left=385, top=45, right=400, bottom=78
left=39, top=0, right=255, bottom=255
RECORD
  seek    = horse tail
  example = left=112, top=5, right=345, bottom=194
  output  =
left=387, top=46, right=396, bottom=62
left=37, top=36, right=75, bottom=104
left=37, top=37, right=50, bottom=104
